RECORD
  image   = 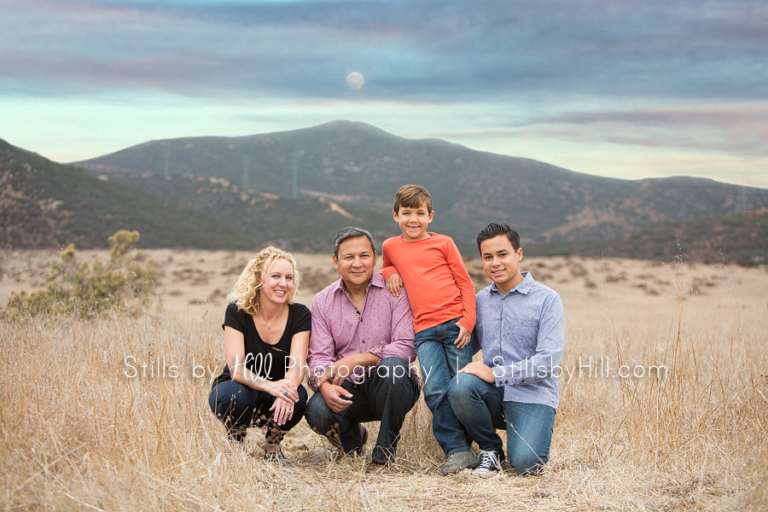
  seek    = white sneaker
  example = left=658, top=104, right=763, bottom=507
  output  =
left=472, top=449, right=504, bottom=478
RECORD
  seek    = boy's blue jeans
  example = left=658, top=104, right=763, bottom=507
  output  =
left=448, top=373, right=556, bottom=475
left=415, top=318, right=473, bottom=457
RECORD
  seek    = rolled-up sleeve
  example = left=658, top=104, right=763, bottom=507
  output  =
left=307, top=295, right=337, bottom=387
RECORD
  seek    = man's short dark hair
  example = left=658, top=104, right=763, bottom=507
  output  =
left=333, top=226, right=376, bottom=258
left=476, top=223, right=521, bottom=253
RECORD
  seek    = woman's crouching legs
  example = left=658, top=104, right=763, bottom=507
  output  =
left=208, top=380, right=308, bottom=442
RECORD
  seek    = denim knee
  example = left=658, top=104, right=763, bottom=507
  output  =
left=447, top=373, right=480, bottom=403
left=209, top=381, right=246, bottom=419
left=305, top=391, right=334, bottom=431
left=376, top=356, right=408, bottom=372
left=508, top=449, right=548, bottom=476
left=374, top=357, right=412, bottom=387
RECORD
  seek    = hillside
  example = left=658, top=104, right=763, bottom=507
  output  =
left=72, top=120, right=768, bottom=247
left=528, top=208, right=768, bottom=265
left=0, top=138, right=255, bottom=250
left=98, top=173, right=396, bottom=253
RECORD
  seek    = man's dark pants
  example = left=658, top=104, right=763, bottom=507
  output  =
left=305, top=357, right=420, bottom=464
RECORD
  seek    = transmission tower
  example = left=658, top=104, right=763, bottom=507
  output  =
left=163, top=142, right=170, bottom=177
left=243, top=154, right=250, bottom=190
left=291, top=150, right=299, bottom=199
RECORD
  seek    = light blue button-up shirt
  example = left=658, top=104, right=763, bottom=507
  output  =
left=473, top=272, right=565, bottom=409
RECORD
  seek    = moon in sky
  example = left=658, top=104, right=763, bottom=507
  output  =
left=346, top=72, right=364, bottom=90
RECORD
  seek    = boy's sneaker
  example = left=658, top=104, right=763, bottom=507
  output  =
left=441, top=450, right=480, bottom=476
left=471, top=449, right=504, bottom=478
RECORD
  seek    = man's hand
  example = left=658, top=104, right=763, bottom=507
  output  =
left=319, top=383, right=354, bottom=413
left=316, top=354, right=366, bottom=387
left=458, top=361, right=495, bottom=383
left=386, top=273, right=403, bottom=297
left=453, top=320, right=471, bottom=349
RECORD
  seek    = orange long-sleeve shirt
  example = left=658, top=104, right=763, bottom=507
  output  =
left=382, top=233, right=476, bottom=334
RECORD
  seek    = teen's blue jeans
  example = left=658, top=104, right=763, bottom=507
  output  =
left=448, top=373, right=556, bottom=475
left=416, top=318, right=473, bottom=457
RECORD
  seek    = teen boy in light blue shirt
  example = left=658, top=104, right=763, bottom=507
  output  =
left=449, top=222, right=565, bottom=477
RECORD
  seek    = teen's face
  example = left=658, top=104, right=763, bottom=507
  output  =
left=393, top=202, right=434, bottom=242
left=333, top=236, right=377, bottom=288
left=259, top=259, right=294, bottom=305
left=481, top=234, right=523, bottom=294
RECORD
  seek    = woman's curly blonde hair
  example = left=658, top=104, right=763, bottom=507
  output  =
left=226, top=246, right=300, bottom=316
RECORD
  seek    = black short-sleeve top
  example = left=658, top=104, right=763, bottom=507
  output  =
left=212, top=302, right=311, bottom=387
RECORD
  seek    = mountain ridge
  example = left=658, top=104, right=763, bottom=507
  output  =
left=0, top=138, right=256, bottom=250
left=528, top=207, right=768, bottom=266
left=71, top=120, right=768, bottom=248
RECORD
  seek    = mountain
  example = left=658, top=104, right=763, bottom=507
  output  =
left=527, top=207, right=768, bottom=266
left=0, top=138, right=255, bottom=250
left=72, top=120, right=768, bottom=249
left=96, top=173, right=395, bottom=253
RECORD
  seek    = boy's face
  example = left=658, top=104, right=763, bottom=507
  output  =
left=481, top=234, right=523, bottom=294
left=393, top=202, right=434, bottom=242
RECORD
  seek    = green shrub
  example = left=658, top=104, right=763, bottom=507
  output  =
left=2, top=230, right=161, bottom=319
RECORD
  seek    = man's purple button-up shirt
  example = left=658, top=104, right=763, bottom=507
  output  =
left=308, top=270, right=418, bottom=388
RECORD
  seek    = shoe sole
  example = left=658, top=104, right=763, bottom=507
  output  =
left=472, top=469, right=501, bottom=478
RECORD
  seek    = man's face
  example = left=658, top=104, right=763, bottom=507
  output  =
left=481, top=234, right=523, bottom=294
left=333, top=235, right=377, bottom=288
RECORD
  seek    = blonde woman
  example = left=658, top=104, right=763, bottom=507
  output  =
left=208, top=247, right=310, bottom=461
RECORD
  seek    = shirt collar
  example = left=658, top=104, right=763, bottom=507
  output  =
left=490, top=271, right=535, bottom=296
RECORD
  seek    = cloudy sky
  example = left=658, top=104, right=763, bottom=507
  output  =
left=2, top=0, right=767, bottom=187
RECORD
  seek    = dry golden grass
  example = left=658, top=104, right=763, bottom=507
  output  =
left=1, top=250, right=767, bottom=510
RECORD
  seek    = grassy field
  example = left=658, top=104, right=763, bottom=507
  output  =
left=1, top=250, right=767, bottom=510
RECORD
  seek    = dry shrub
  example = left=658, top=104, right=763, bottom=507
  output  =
left=2, top=231, right=159, bottom=319
left=0, top=260, right=766, bottom=511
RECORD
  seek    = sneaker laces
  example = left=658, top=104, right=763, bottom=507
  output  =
left=478, top=450, right=502, bottom=470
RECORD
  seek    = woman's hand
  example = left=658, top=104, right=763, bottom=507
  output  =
left=269, top=395, right=295, bottom=426
left=268, top=379, right=299, bottom=404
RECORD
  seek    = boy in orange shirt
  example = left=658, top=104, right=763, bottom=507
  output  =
left=382, top=184, right=478, bottom=475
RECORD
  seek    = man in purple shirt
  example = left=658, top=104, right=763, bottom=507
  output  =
left=306, top=226, right=420, bottom=473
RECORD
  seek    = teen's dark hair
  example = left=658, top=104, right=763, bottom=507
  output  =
left=476, top=223, right=521, bottom=253
left=333, top=226, right=376, bottom=258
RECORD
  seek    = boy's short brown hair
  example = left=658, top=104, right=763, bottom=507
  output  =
left=393, top=184, right=433, bottom=213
